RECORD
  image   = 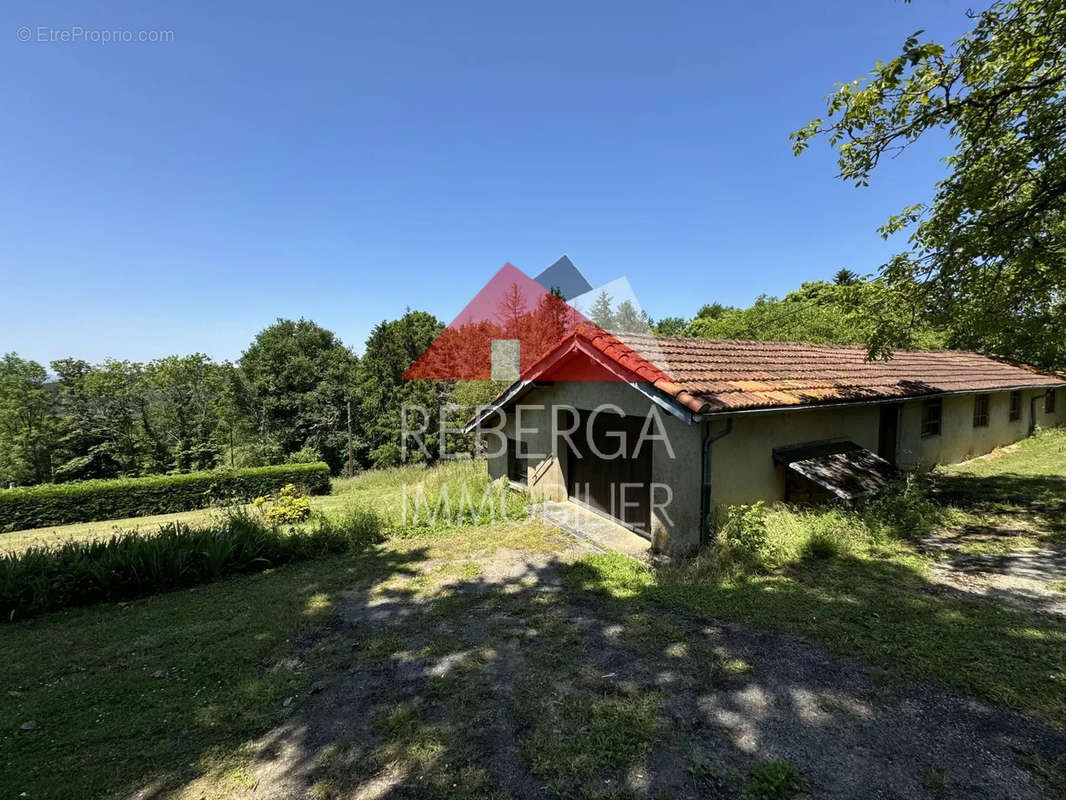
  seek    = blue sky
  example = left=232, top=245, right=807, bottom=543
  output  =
left=1, top=0, right=976, bottom=364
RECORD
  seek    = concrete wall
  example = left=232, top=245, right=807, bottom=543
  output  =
left=900, top=388, right=1061, bottom=468
left=483, top=382, right=1064, bottom=554
left=707, top=403, right=880, bottom=508
left=712, top=389, right=1063, bottom=507
left=482, top=382, right=703, bottom=554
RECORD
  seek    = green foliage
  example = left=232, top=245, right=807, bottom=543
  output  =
left=583, top=290, right=652, bottom=333
left=696, top=302, right=730, bottom=320
left=5, top=310, right=455, bottom=485
left=859, top=474, right=946, bottom=539
left=686, top=280, right=946, bottom=348
left=50, top=357, right=142, bottom=480
left=0, top=505, right=382, bottom=621
left=587, top=289, right=616, bottom=329
left=357, top=311, right=447, bottom=468
left=0, top=463, right=330, bottom=532
left=716, top=502, right=773, bottom=572
left=254, top=483, right=313, bottom=525
left=833, top=268, right=860, bottom=286
left=142, top=354, right=237, bottom=473
left=48, top=354, right=239, bottom=481
left=238, top=318, right=358, bottom=472
left=742, top=761, right=808, bottom=800
left=446, top=380, right=508, bottom=458
left=653, top=315, right=689, bottom=336
left=285, top=445, right=323, bottom=464
left=793, top=0, right=1066, bottom=369
left=0, top=354, right=59, bottom=486
left=702, top=481, right=949, bottom=579
left=228, top=439, right=285, bottom=469
left=613, top=299, right=646, bottom=332
left=802, top=522, right=855, bottom=561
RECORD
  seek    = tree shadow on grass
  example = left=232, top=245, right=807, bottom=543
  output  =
left=0, top=540, right=430, bottom=800
left=932, top=472, right=1066, bottom=535
left=163, top=548, right=1066, bottom=800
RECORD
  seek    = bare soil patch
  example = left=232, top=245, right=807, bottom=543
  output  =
left=220, top=545, right=1066, bottom=800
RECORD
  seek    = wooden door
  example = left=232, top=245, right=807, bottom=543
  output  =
left=878, top=404, right=901, bottom=465
left=565, top=409, right=652, bottom=534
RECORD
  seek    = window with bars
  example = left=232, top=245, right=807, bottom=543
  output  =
left=1009, top=391, right=1022, bottom=422
left=921, top=398, right=942, bottom=438
left=1047, top=389, right=1058, bottom=415
left=973, top=394, right=989, bottom=428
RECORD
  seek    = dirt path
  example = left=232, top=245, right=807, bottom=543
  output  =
left=919, top=536, right=1066, bottom=618
left=214, top=541, right=1066, bottom=800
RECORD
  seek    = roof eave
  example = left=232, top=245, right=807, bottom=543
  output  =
left=692, top=381, right=1066, bottom=420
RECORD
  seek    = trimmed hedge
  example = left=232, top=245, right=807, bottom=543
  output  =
left=0, top=463, right=331, bottom=533
left=0, top=507, right=383, bottom=621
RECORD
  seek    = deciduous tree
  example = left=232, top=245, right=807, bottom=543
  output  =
left=0, top=354, right=59, bottom=485
left=793, top=0, right=1066, bottom=367
left=238, top=319, right=357, bottom=472
left=357, top=310, right=445, bottom=468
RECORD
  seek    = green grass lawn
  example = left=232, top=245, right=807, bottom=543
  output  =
left=0, top=518, right=565, bottom=799
left=571, top=546, right=1066, bottom=726
left=3, top=436, right=1066, bottom=798
left=935, top=427, right=1066, bottom=543
left=0, top=460, right=493, bottom=554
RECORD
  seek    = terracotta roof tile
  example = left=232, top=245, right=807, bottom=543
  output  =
left=577, top=328, right=1066, bottom=414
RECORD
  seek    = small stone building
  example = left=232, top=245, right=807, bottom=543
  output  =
left=467, top=328, right=1066, bottom=555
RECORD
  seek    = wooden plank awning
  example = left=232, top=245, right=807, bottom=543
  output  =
left=772, top=441, right=899, bottom=501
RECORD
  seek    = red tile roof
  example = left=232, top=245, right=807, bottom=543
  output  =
left=578, top=328, right=1066, bottom=414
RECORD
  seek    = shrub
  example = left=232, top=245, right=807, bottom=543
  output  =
left=0, top=506, right=382, bottom=621
left=795, top=509, right=860, bottom=561
left=716, top=502, right=773, bottom=573
left=859, top=475, right=947, bottom=539
left=229, top=440, right=285, bottom=468
left=803, top=527, right=851, bottom=560
left=0, top=463, right=331, bottom=532
left=286, top=446, right=322, bottom=464
left=255, top=484, right=313, bottom=525
left=696, top=493, right=918, bottom=581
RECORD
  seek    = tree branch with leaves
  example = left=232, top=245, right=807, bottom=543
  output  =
left=793, top=0, right=1066, bottom=367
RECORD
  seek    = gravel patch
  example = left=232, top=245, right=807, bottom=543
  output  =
left=923, top=540, right=1066, bottom=618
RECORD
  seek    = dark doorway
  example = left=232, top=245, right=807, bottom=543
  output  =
left=878, top=404, right=901, bottom=465
left=564, top=408, right=652, bottom=535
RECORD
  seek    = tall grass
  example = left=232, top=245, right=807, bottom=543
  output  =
left=385, top=460, right=528, bottom=535
left=0, top=507, right=383, bottom=621
left=675, top=479, right=950, bottom=583
left=0, top=458, right=532, bottom=621
left=329, top=459, right=527, bottom=534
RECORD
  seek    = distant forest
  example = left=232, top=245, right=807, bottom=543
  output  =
left=2, top=270, right=1061, bottom=487
left=0, top=312, right=464, bottom=487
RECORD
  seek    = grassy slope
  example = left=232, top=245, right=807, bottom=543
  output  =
left=3, top=437, right=1066, bottom=797
left=935, top=427, right=1066, bottom=548
left=572, top=429, right=1066, bottom=728
left=1, top=460, right=492, bottom=554
left=0, top=518, right=561, bottom=800
left=0, top=459, right=530, bottom=799
left=573, top=548, right=1066, bottom=726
